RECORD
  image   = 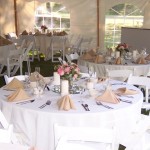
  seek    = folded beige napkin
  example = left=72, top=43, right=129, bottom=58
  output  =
left=114, top=57, right=121, bottom=65
left=88, top=49, right=97, bottom=56
left=7, top=88, right=30, bottom=102
left=46, top=32, right=52, bottom=36
left=95, top=55, right=105, bottom=63
left=81, top=52, right=95, bottom=60
left=29, top=72, right=44, bottom=82
left=95, top=87, right=120, bottom=104
left=4, top=78, right=24, bottom=90
left=136, top=57, right=146, bottom=64
left=21, top=30, right=28, bottom=35
left=145, top=54, right=150, bottom=61
left=115, top=87, right=138, bottom=95
left=34, top=31, right=41, bottom=36
left=57, top=95, right=76, bottom=111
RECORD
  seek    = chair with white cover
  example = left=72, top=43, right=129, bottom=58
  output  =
left=4, top=75, right=26, bottom=84
left=54, top=124, right=118, bottom=150
left=65, top=54, right=72, bottom=63
left=69, top=36, right=83, bottom=54
left=51, top=36, right=67, bottom=62
left=0, top=110, right=30, bottom=149
left=0, top=143, right=29, bottom=150
left=0, top=109, right=13, bottom=143
left=79, top=37, right=93, bottom=55
left=124, top=114, right=150, bottom=150
left=20, top=35, right=40, bottom=61
left=6, top=42, right=33, bottom=77
left=58, top=57, right=67, bottom=65
left=127, top=74, right=150, bottom=108
left=106, top=69, right=133, bottom=82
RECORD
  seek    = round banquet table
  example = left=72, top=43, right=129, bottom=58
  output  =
left=0, top=79, right=143, bottom=150
left=78, top=58, right=150, bottom=77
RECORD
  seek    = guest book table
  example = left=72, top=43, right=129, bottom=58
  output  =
left=78, top=58, right=150, bottom=77
left=0, top=79, right=143, bottom=150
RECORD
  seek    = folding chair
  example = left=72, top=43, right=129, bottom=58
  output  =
left=54, top=123, right=118, bottom=150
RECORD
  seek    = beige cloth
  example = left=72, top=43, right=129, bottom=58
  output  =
left=57, top=95, right=76, bottom=111
left=95, top=55, right=105, bottom=63
left=136, top=57, right=146, bottom=64
left=29, top=72, right=44, bottom=82
left=87, top=49, right=96, bottom=56
left=81, top=53, right=95, bottom=60
left=34, top=31, right=41, bottom=36
left=46, top=32, right=52, bottom=37
left=21, top=30, right=28, bottom=35
left=145, top=54, right=150, bottom=60
left=95, top=87, right=120, bottom=104
left=7, top=88, right=30, bottom=102
left=115, top=87, right=138, bottom=95
left=114, top=57, right=121, bottom=65
left=4, top=78, right=24, bottom=90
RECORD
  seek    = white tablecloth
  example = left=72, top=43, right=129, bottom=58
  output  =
left=0, top=79, right=143, bottom=150
left=78, top=58, right=150, bottom=77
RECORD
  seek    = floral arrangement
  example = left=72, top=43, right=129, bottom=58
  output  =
left=41, top=25, right=48, bottom=30
left=54, top=63, right=81, bottom=80
left=116, top=43, right=129, bottom=54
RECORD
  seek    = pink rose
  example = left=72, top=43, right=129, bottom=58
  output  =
left=64, top=67, right=70, bottom=73
left=57, top=68, right=64, bottom=76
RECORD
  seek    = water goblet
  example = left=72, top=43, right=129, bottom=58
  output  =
left=35, top=67, right=40, bottom=73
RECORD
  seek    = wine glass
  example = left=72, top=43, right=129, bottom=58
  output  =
left=88, top=66, right=94, bottom=79
left=35, top=67, right=40, bottom=73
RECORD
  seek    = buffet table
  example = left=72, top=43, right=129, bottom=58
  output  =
left=78, top=58, right=150, bottom=77
left=0, top=79, right=143, bottom=150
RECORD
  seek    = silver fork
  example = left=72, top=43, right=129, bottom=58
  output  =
left=39, top=100, right=51, bottom=109
left=96, top=101, right=113, bottom=109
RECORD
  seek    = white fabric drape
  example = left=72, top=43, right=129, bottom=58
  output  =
left=0, top=0, right=150, bottom=49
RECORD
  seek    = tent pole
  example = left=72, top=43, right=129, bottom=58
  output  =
left=97, top=0, right=100, bottom=47
left=14, top=0, right=18, bottom=36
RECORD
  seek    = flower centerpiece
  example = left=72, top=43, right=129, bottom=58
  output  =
left=54, top=62, right=81, bottom=81
left=116, top=43, right=129, bottom=57
left=41, top=25, right=48, bottom=33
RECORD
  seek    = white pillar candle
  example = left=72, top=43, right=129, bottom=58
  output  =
left=87, top=81, right=94, bottom=90
left=53, top=72, right=60, bottom=85
left=133, top=50, right=137, bottom=58
left=115, top=51, right=120, bottom=58
left=61, top=80, right=69, bottom=96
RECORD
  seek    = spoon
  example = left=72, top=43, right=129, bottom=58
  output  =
left=39, top=100, right=51, bottom=109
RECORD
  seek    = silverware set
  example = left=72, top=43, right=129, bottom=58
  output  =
left=81, top=104, right=90, bottom=111
left=39, top=100, right=51, bottom=109
left=96, top=101, right=113, bottom=109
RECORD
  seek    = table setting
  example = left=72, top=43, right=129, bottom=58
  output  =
left=78, top=44, right=150, bottom=77
left=0, top=65, right=144, bottom=150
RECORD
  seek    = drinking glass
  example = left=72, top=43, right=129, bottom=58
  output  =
left=88, top=66, right=94, bottom=79
left=35, top=67, right=40, bottom=73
